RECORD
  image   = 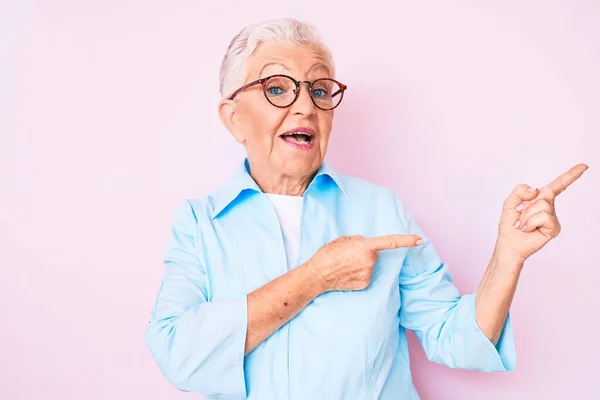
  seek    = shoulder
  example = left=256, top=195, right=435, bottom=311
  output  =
left=342, top=173, right=392, bottom=195
left=166, top=194, right=216, bottom=232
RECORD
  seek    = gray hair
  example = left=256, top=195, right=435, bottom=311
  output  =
left=219, top=18, right=335, bottom=99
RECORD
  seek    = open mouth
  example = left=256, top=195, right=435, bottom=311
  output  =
left=280, top=132, right=314, bottom=145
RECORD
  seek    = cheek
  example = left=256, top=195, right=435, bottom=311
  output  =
left=318, top=114, right=333, bottom=144
left=240, top=102, right=287, bottom=144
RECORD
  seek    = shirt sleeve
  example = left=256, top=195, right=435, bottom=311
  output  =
left=394, top=193, right=517, bottom=372
left=145, top=200, right=248, bottom=399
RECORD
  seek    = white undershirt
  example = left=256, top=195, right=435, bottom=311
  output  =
left=266, top=193, right=303, bottom=269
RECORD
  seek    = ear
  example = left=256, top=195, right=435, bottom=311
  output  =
left=218, top=99, right=245, bottom=144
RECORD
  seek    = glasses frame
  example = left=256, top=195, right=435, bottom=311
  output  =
left=228, top=74, right=348, bottom=111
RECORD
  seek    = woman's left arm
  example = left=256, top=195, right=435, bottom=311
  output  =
left=396, top=164, right=587, bottom=372
left=475, top=164, right=588, bottom=344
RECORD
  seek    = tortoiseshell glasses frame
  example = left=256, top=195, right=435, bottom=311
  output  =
left=227, top=74, right=348, bottom=111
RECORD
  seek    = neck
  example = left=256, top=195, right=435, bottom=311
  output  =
left=247, top=159, right=316, bottom=196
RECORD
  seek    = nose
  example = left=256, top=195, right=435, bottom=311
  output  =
left=290, top=81, right=317, bottom=116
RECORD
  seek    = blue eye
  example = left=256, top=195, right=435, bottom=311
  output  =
left=267, top=86, right=285, bottom=96
left=312, top=88, right=327, bottom=98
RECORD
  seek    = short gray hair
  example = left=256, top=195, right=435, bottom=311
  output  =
left=219, top=18, right=335, bottom=99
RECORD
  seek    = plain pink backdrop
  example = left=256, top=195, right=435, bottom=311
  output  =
left=2, top=1, right=599, bottom=399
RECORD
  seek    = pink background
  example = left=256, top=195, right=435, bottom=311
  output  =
left=2, top=1, right=599, bottom=399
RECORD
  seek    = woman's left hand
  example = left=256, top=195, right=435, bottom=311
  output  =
left=494, top=163, right=588, bottom=263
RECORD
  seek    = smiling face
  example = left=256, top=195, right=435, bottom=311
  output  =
left=218, top=42, right=336, bottom=194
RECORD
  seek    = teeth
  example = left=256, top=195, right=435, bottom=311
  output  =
left=281, top=132, right=312, bottom=145
left=282, top=132, right=312, bottom=136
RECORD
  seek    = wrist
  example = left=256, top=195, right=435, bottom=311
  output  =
left=299, top=260, right=328, bottom=297
left=491, top=245, right=525, bottom=272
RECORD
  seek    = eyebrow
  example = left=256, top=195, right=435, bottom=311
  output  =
left=258, top=62, right=289, bottom=78
left=307, top=63, right=331, bottom=77
left=257, top=61, right=332, bottom=79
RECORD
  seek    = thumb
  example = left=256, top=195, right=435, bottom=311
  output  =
left=368, top=234, right=423, bottom=251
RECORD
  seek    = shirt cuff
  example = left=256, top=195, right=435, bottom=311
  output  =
left=465, top=293, right=517, bottom=372
left=187, top=295, right=249, bottom=397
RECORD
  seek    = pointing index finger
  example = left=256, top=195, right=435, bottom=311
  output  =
left=368, top=234, right=423, bottom=251
left=547, top=163, right=589, bottom=196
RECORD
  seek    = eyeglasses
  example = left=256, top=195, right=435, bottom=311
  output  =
left=228, top=74, right=347, bottom=111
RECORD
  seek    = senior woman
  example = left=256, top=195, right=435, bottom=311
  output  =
left=145, top=18, right=587, bottom=400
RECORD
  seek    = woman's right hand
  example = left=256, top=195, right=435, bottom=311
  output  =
left=305, top=234, right=423, bottom=293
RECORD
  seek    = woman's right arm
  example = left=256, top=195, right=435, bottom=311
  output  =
left=245, top=234, right=422, bottom=353
left=146, top=201, right=420, bottom=398
left=146, top=202, right=250, bottom=398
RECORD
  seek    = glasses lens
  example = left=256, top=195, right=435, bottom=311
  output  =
left=311, top=79, right=343, bottom=110
left=264, top=76, right=297, bottom=107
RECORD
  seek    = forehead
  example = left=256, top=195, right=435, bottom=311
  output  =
left=245, top=42, right=332, bottom=80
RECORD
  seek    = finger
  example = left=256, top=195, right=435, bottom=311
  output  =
left=547, top=163, right=589, bottom=196
left=516, top=185, right=556, bottom=212
left=513, top=199, right=554, bottom=229
left=503, top=184, right=539, bottom=210
left=520, top=211, right=560, bottom=236
left=514, top=186, right=556, bottom=215
left=368, top=234, right=423, bottom=251
left=535, top=186, right=556, bottom=204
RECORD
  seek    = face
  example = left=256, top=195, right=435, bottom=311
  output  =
left=219, top=42, right=336, bottom=183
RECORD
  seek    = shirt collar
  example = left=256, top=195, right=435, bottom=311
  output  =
left=210, top=158, right=347, bottom=219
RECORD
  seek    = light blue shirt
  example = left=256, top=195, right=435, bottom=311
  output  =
left=145, top=158, right=516, bottom=400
